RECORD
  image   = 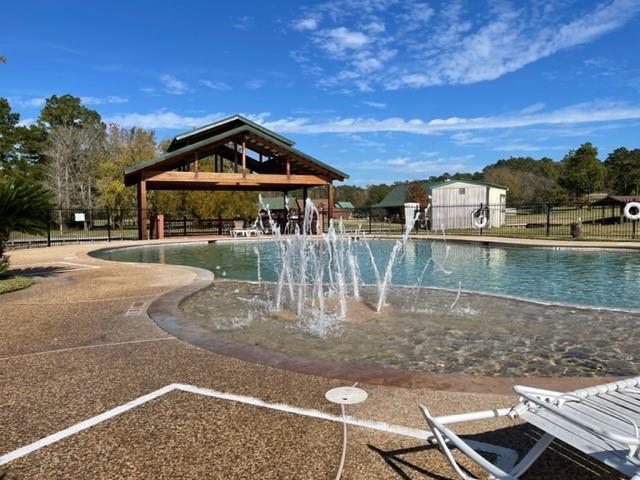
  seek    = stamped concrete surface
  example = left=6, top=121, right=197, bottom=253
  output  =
left=0, top=242, right=624, bottom=479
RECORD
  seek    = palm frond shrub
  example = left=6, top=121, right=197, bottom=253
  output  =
left=0, top=172, right=50, bottom=272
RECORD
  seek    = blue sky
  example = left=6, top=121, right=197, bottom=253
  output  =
left=2, top=0, right=640, bottom=185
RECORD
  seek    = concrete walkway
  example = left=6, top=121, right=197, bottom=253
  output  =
left=0, top=242, right=623, bottom=479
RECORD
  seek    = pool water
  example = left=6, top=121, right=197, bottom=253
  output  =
left=180, top=280, right=640, bottom=376
left=93, top=239, right=640, bottom=310
left=93, top=239, right=640, bottom=376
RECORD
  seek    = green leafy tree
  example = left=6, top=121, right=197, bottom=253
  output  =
left=364, top=183, right=393, bottom=206
left=40, top=96, right=105, bottom=210
left=604, top=147, right=640, bottom=195
left=38, top=94, right=104, bottom=130
left=335, top=185, right=367, bottom=207
left=559, top=143, right=604, bottom=200
left=0, top=171, right=51, bottom=272
left=0, top=98, right=20, bottom=166
left=96, top=124, right=157, bottom=214
left=404, top=180, right=429, bottom=206
left=0, top=98, right=47, bottom=176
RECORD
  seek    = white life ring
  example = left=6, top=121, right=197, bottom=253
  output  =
left=623, top=202, right=640, bottom=221
left=471, top=208, right=488, bottom=229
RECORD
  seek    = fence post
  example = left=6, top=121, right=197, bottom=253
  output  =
left=633, top=220, right=637, bottom=240
left=545, top=205, right=551, bottom=237
left=183, top=216, right=187, bottom=236
left=106, top=207, right=111, bottom=242
left=218, top=212, right=223, bottom=235
left=47, top=209, right=52, bottom=247
left=368, top=208, right=372, bottom=234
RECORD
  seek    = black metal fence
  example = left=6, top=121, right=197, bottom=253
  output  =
left=163, top=216, right=239, bottom=237
left=7, top=208, right=142, bottom=249
left=325, top=203, right=639, bottom=240
left=7, top=203, right=640, bottom=250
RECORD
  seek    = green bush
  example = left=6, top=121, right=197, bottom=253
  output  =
left=0, top=171, right=50, bottom=272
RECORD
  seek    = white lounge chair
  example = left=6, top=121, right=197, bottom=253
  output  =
left=231, top=220, right=246, bottom=237
left=419, top=376, right=640, bottom=479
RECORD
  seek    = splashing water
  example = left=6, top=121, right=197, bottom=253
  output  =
left=252, top=196, right=453, bottom=336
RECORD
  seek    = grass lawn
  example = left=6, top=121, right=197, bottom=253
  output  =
left=0, top=275, right=32, bottom=294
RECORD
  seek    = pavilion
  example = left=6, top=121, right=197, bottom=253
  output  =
left=124, top=115, right=348, bottom=239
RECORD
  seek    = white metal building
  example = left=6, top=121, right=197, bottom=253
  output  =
left=430, top=179, right=508, bottom=229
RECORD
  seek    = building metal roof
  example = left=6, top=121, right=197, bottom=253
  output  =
left=124, top=114, right=348, bottom=186
left=372, top=181, right=434, bottom=208
left=592, top=195, right=640, bottom=205
left=373, top=179, right=508, bottom=208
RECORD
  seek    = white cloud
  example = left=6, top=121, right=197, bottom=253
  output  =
left=290, top=0, right=640, bottom=91
left=234, top=16, right=253, bottom=30
left=493, top=143, right=566, bottom=152
left=200, top=79, right=232, bottom=91
left=80, top=95, right=128, bottom=105
left=12, top=95, right=128, bottom=108
left=262, top=100, right=640, bottom=135
left=451, top=132, right=488, bottom=144
left=159, top=74, right=189, bottom=95
left=359, top=154, right=474, bottom=173
left=245, top=79, right=264, bottom=90
left=106, top=110, right=227, bottom=129
left=362, top=100, right=386, bottom=109
left=320, top=27, right=369, bottom=55
left=103, top=100, right=640, bottom=135
left=12, top=97, right=46, bottom=108
left=293, top=16, right=320, bottom=31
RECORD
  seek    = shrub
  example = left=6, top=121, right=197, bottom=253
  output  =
left=0, top=171, right=50, bottom=272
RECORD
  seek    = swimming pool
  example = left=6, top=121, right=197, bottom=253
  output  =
left=93, top=239, right=640, bottom=310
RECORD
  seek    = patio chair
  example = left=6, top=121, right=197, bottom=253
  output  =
left=418, top=376, right=640, bottom=480
left=231, top=219, right=246, bottom=237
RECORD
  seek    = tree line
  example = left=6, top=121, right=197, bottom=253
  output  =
left=0, top=95, right=258, bottom=220
left=336, top=143, right=640, bottom=208
left=1, top=94, right=639, bottom=218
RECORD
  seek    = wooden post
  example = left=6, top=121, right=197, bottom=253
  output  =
left=234, top=140, right=238, bottom=173
left=286, top=158, right=291, bottom=179
left=242, top=138, right=247, bottom=178
left=194, top=152, right=199, bottom=176
left=327, top=182, right=334, bottom=222
left=137, top=180, right=148, bottom=240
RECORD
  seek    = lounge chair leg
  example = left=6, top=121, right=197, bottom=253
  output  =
left=508, top=432, right=554, bottom=478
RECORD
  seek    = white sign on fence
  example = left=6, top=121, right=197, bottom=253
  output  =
left=74, top=213, right=86, bottom=222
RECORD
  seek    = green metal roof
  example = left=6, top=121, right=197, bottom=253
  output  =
left=124, top=116, right=348, bottom=185
left=335, top=201, right=355, bottom=209
left=372, top=181, right=434, bottom=208
left=168, top=114, right=295, bottom=151
left=373, top=179, right=508, bottom=208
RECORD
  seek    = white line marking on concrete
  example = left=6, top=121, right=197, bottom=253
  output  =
left=9, top=261, right=100, bottom=272
left=7, top=294, right=158, bottom=306
left=0, top=385, right=176, bottom=465
left=125, top=301, right=149, bottom=317
left=0, top=383, right=518, bottom=471
left=58, top=261, right=101, bottom=270
left=0, top=338, right=177, bottom=362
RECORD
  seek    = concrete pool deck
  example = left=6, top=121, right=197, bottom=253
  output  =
left=0, top=240, right=627, bottom=479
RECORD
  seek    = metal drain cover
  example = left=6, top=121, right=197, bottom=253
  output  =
left=325, top=387, right=368, bottom=405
